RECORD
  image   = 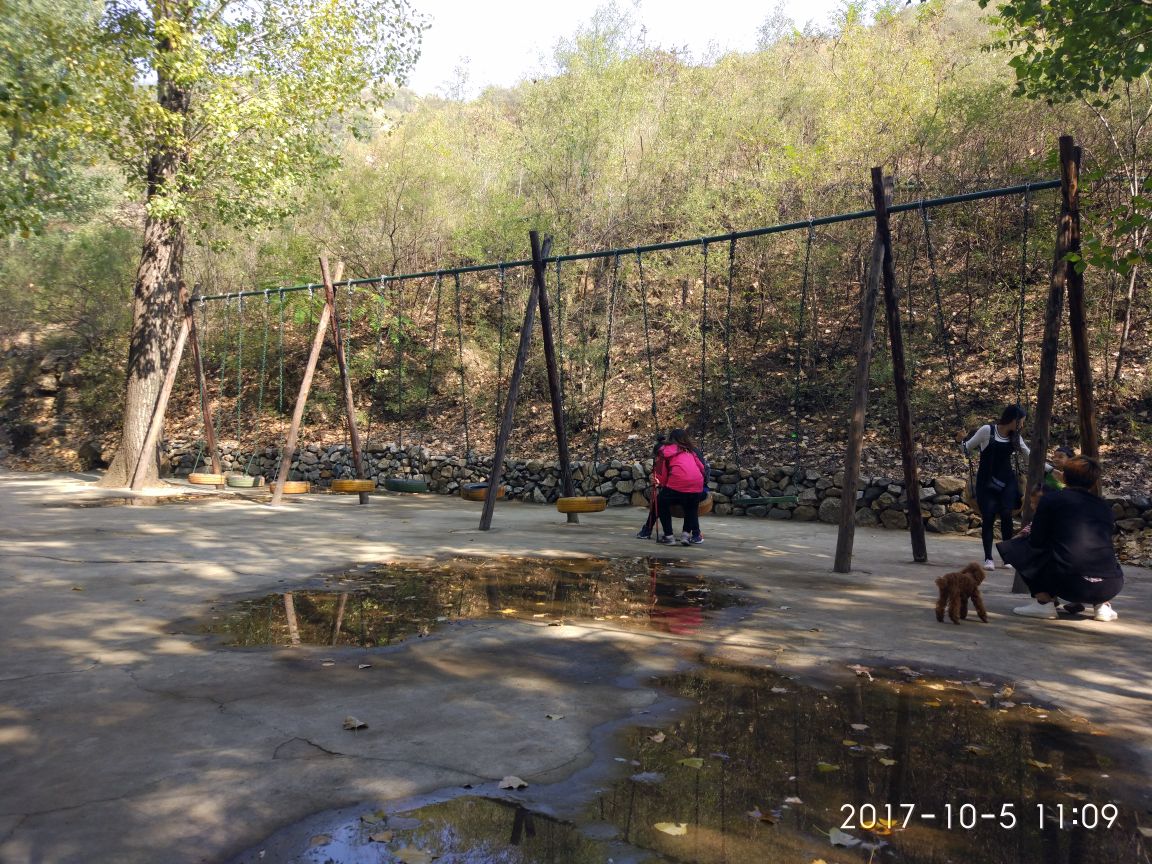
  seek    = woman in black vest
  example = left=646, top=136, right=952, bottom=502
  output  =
left=963, top=404, right=1031, bottom=570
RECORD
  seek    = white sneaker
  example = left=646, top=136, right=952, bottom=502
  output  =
left=1092, top=603, right=1118, bottom=622
left=983, top=559, right=995, bottom=571
left=1013, top=600, right=1057, bottom=619
left=679, top=531, right=691, bottom=547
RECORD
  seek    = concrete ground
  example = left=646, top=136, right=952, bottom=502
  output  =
left=0, top=469, right=1149, bottom=863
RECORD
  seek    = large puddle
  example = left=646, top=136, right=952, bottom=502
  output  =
left=200, top=557, right=745, bottom=646
left=232, top=661, right=1151, bottom=863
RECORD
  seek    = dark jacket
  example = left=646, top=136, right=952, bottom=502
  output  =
left=1028, top=488, right=1123, bottom=582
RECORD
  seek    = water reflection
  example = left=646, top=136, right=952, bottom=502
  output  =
left=597, top=661, right=1150, bottom=863
left=204, top=557, right=744, bottom=647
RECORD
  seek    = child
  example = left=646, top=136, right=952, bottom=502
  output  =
left=653, top=429, right=707, bottom=546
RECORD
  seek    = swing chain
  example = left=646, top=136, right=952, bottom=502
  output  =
left=495, top=264, right=506, bottom=426
left=790, top=223, right=815, bottom=461
left=592, top=253, right=621, bottom=474
left=453, top=271, right=471, bottom=457
left=635, top=250, right=658, bottom=428
left=699, top=239, right=710, bottom=439
left=919, top=200, right=964, bottom=428
left=723, top=235, right=741, bottom=466
left=422, top=272, right=444, bottom=426
left=1016, top=184, right=1031, bottom=407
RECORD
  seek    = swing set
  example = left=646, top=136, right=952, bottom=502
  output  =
left=131, top=135, right=1092, bottom=573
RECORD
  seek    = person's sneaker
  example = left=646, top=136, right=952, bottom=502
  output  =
left=1013, top=600, right=1057, bottom=619
left=679, top=531, right=692, bottom=546
left=658, top=534, right=676, bottom=545
left=635, top=530, right=652, bottom=540
left=1093, top=602, right=1118, bottom=622
left=983, top=559, right=995, bottom=571
left=1061, top=602, right=1086, bottom=616
left=688, top=533, right=704, bottom=545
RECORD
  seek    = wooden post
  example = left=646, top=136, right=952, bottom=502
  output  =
left=322, top=256, right=370, bottom=504
left=130, top=283, right=192, bottom=491
left=834, top=195, right=887, bottom=573
left=535, top=237, right=579, bottom=523
left=270, top=271, right=338, bottom=506
left=1062, top=137, right=1099, bottom=463
left=1016, top=136, right=1077, bottom=589
left=479, top=233, right=551, bottom=531
left=189, top=286, right=222, bottom=479
left=874, top=166, right=928, bottom=563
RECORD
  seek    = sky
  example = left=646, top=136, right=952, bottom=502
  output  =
left=404, top=0, right=847, bottom=97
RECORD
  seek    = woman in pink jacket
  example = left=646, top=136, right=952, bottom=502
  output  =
left=653, top=429, right=707, bottom=545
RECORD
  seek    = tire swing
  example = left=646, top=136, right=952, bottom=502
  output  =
left=555, top=253, right=621, bottom=517
left=226, top=292, right=268, bottom=489
left=379, top=277, right=428, bottom=493
left=462, top=481, right=504, bottom=502
left=189, top=297, right=227, bottom=486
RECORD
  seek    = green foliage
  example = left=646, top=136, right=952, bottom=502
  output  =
left=978, top=0, right=1152, bottom=103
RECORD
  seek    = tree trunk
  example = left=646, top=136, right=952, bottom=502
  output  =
left=99, top=58, right=189, bottom=487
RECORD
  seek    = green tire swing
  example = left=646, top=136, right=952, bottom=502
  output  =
left=385, top=477, right=428, bottom=493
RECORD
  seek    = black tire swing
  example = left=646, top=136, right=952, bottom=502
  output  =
left=376, top=275, right=428, bottom=493
left=188, top=298, right=227, bottom=486
left=556, top=255, right=620, bottom=515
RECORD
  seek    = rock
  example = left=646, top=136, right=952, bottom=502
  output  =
left=937, top=511, right=970, bottom=533
left=768, top=508, right=791, bottom=520
left=531, top=487, right=547, bottom=504
left=35, top=374, right=59, bottom=394
left=854, top=507, right=878, bottom=527
left=616, top=480, right=635, bottom=493
left=76, top=440, right=107, bottom=471
left=887, top=484, right=903, bottom=495
left=919, top=486, right=936, bottom=501
left=748, top=505, right=768, bottom=517
left=934, top=475, right=966, bottom=496
left=875, top=492, right=896, bottom=508
left=1116, top=518, right=1145, bottom=533
left=930, top=504, right=947, bottom=518
left=608, top=493, right=629, bottom=507
left=793, top=505, right=818, bottom=522
left=631, top=491, right=650, bottom=507
left=541, top=475, right=557, bottom=487
left=715, top=503, right=733, bottom=516
left=798, top=487, right=818, bottom=504
left=881, top=510, right=908, bottom=529
left=818, top=497, right=841, bottom=523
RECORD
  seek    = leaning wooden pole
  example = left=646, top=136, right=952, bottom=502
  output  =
left=535, top=237, right=579, bottom=524
left=322, top=255, right=370, bottom=505
left=876, top=167, right=928, bottom=563
left=479, top=233, right=550, bottom=531
left=188, top=286, right=222, bottom=480
left=833, top=186, right=888, bottom=573
left=130, top=283, right=192, bottom=491
left=1062, top=138, right=1099, bottom=467
left=270, top=273, right=337, bottom=506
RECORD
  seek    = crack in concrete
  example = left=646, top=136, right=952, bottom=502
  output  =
left=272, top=736, right=344, bottom=759
left=0, top=814, right=27, bottom=848
left=0, top=553, right=185, bottom=565
left=0, top=662, right=100, bottom=685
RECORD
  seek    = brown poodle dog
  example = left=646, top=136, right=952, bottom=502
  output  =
left=934, top=563, right=989, bottom=624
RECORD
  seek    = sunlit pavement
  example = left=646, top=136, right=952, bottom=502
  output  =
left=0, top=469, right=1148, bottom=863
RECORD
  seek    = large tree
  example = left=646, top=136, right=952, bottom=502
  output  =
left=50, top=0, right=424, bottom=485
left=980, top=0, right=1152, bottom=386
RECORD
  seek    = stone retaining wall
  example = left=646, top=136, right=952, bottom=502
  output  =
left=162, top=439, right=1152, bottom=566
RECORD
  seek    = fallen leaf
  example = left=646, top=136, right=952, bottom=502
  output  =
left=359, top=810, right=387, bottom=823
left=784, top=796, right=803, bottom=805
left=771, top=687, right=790, bottom=694
left=829, top=827, right=861, bottom=847
left=545, top=714, right=565, bottom=721
left=499, top=776, right=528, bottom=789
left=861, top=817, right=898, bottom=836
left=649, top=732, right=666, bottom=743
left=965, top=745, right=988, bottom=756
left=842, top=739, right=859, bottom=747
left=677, top=757, right=705, bottom=769
left=1027, top=759, right=1052, bottom=770
left=629, top=771, right=665, bottom=785
left=1137, top=827, right=1152, bottom=838
left=847, top=664, right=873, bottom=680
left=358, top=664, right=373, bottom=670
left=654, top=822, right=688, bottom=836
left=368, top=830, right=394, bottom=842
left=816, top=762, right=840, bottom=773
left=394, top=847, right=435, bottom=864
left=850, top=724, right=869, bottom=731
left=811, top=860, right=829, bottom=864
left=320, top=660, right=335, bottom=667
left=499, top=608, right=517, bottom=614
left=308, top=834, right=331, bottom=847
left=924, top=700, right=943, bottom=708
left=872, top=743, right=891, bottom=751
left=71, top=586, right=84, bottom=592
left=746, top=806, right=776, bottom=823
left=343, top=716, right=368, bottom=730
left=878, top=758, right=897, bottom=767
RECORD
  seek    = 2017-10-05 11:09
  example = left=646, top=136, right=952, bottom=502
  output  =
left=840, top=802, right=1121, bottom=831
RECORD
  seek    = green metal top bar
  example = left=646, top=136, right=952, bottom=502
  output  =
left=194, top=178, right=1060, bottom=302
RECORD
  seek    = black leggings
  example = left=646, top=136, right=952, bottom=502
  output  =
left=980, top=503, right=1014, bottom=560
left=658, top=488, right=700, bottom=537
